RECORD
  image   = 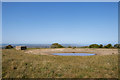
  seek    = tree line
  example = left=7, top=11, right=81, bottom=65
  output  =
left=50, top=43, right=120, bottom=48
left=88, top=44, right=120, bottom=48
left=4, top=43, right=120, bottom=49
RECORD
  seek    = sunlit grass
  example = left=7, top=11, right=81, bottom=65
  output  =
left=2, top=49, right=118, bottom=78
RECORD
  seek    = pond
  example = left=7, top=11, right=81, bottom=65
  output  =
left=53, top=53, right=96, bottom=56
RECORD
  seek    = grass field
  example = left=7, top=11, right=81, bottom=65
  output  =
left=2, top=49, right=118, bottom=78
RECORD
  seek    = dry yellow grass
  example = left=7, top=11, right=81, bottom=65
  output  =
left=2, top=49, right=118, bottom=78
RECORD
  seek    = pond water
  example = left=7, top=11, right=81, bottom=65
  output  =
left=53, top=53, right=96, bottom=56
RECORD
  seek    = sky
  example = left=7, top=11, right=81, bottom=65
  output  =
left=2, top=2, right=118, bottom=45
left=2, top=0, right=120, bottom=2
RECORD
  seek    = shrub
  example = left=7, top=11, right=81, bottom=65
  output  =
left=104, top=44, right=113, bottom=48
left=99, top=44, right=103, bottom=48
left=89, top=44, right=99, bottom=48
left=50, top=43, right=64, bottom=48
left=114, top=44, right=120, bottom=48
left=5, top=45, right=13, bottom=49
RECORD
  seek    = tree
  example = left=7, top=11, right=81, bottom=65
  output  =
left=104, top=44, right=113, bottom=48
left=114, top=44, right=120, bottom=48
left=99, top=44, right=103, bottom=48
left=5, top=45, right=13, bottom=49
left=50, top=43, right=64, bottom=48
left=89, top=44, right=99, bottom=48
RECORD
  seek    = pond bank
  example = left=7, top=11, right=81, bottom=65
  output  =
left=25, top=48, right=118, bottom=55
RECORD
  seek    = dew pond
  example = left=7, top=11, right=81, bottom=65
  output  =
left=52, top=53, right=96, bottom=56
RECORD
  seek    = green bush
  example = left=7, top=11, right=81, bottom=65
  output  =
left=99, top=44, right=103, bottom=48
left=89, top=44, right=99, bottom=48
left=50, top=43, right=64, bottom=48
left=104, top=44, right=113, bottom=48
left=114, top=44, right=120, bottom=48
left=5, top=45, right=13, bottom=49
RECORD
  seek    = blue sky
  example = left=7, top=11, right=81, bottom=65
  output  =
left=2, top=2, right=118, bottom=45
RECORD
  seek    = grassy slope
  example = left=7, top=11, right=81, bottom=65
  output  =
left=2, top=49, right=118, bottom=78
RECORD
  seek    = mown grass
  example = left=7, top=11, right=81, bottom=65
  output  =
left=2, top=49, right=118, bottom=78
